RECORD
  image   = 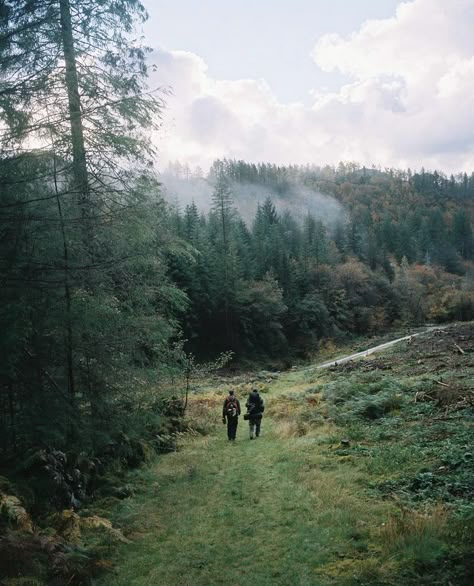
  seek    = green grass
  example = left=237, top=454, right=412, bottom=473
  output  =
left=99, top=418, right=399, bottom=586
left=97, top=325, right=474, bottom=585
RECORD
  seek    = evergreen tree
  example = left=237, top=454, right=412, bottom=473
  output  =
left=0, top=0, right=180, bottom=456
left=452, top=209, right=473, bottom=260
left=333, top=221, right=347, bottom=258
left=210, top=172, right=237, bottom=347
left=303, top=215, right=328, bottom=266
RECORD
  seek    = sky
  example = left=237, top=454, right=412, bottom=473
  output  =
left=141, top=0, right=474, bottom=174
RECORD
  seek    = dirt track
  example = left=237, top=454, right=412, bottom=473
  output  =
left=314, top=326, right=445, bottom=370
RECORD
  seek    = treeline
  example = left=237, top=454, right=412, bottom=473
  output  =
left=167, top=163, right=473, bottom=359
left=208, top=158, right=474, bottom=202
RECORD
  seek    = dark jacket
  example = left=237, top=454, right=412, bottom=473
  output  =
left=223, top=395, right=241, bottom=420
left=246, top=391, right=264, bottom=420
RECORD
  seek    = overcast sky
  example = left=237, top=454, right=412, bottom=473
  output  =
left=141, top=0, right=474, bottom=174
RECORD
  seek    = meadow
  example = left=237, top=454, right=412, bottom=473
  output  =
left=98, top=324, right=473, bottom=585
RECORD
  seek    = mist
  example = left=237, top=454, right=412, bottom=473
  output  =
left=159, top=168, right=345, bottom=226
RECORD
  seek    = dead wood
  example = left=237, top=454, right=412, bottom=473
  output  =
left=453, top=343, right=465, bottom=355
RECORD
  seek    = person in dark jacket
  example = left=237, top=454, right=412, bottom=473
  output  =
left=245, top=388, right=265, bottom=439
left=222, top=389, right=241, bottom=441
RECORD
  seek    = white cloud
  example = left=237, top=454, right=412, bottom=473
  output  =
left=150, top=0, right=474, bottom=174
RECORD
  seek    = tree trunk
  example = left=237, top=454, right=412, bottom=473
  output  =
left=219, top=199, right=233, bottom=347
left=52, top=141, right=75, bottom=400
left=58, top=0, right=92, bottom=236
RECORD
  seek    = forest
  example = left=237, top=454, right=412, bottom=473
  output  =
left=165, top=158, right=474, bottom=358
left=0, top=1, right=473, bottom=584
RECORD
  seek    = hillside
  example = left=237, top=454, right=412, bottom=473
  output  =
left=209, top=159, right=474, bottom=270
left=94, top=322, right=474, bottom=586
left=163, top=159, right=473, bottom=360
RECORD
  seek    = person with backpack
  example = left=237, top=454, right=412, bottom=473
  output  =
left=245, top=388, right=265, bottom=439
left=222, top=389, right=241, bottom=441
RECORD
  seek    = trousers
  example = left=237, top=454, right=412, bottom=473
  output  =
left=227, top=417, right=238, bottom=440
left=249, top=418, right=261, bottom=438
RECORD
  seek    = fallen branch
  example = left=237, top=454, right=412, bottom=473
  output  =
left=453, top=343, right=465, bottom=355
left=414, top=391, right=435, bottom=402
left=435, top=380, right=449, bottom=387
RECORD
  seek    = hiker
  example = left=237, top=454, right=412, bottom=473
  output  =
left=222, top=389, right=241, bottom=441
left=245, top=388, right=265, bottom=439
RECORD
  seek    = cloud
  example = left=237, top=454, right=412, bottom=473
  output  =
left=150, top=0, right=474, bottom=174
left=312, top=0, right=474, bottom=81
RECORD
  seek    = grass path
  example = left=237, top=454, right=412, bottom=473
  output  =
left=100, top=371, right=399, bottom=586
left=97, top=327, right=473, bottom=585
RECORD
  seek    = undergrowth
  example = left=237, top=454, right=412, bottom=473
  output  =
left=293, top=324, right=474, bottom=584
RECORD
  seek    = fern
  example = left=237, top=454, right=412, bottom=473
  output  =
left=54, top=509, right=130, bottom=544
left=0, top=493, right=33, bottom=533
left=54, top=509, right=82, bottom=543
left=81, top=515, right=130, bottom=543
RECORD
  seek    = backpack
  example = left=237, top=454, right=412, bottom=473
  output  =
left=226, top=397, right=238, bottom=418
left=248, top=393, right=263, bottom=413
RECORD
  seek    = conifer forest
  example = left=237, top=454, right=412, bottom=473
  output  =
left=0, top=1, right=473, bottom=585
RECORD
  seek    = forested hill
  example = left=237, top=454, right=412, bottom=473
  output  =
left=209, top=158, right=474, bottom=205
left=207, top=159, right=474, bottom=266
left=164, top=159, right=473, bottom=358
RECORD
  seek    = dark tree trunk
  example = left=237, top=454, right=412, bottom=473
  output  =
left=58, top=0, right=89, bottom=204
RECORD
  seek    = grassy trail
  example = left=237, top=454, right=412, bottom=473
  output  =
left=101, top=373, right=396, bottom=586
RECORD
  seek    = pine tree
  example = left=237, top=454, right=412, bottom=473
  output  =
left=0, top=0, right=180, bottom=455
left=211, top=173, right=235, bottom=251
left=333, top=221, right=347, bottom=259
left=303, top=215, right=328, bottom=266
left=452, top=209, right=473, bottom=260
left=210, top=172, right=237, bottom=347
